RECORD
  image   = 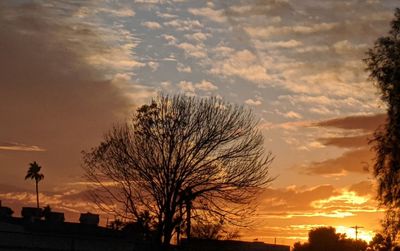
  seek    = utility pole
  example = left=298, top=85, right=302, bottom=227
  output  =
left=351, top=225, right=364, bottom=241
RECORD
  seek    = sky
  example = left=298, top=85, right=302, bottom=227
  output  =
left=0, top=0, right=398, bottom=246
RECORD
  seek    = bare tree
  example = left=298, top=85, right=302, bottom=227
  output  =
left=83, top=95, right=274, bottom=250
left=190, top=219, right=240, bottom=240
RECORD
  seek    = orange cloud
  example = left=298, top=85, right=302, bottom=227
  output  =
left=304, top=148, right=373, bottom=175
left=299, top=114, right=385, bottom=176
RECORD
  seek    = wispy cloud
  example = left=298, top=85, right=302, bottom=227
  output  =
left=0, top=142, right=46, bottom=152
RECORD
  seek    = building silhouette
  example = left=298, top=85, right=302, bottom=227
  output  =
left=0, top=201, right=290, bottom=251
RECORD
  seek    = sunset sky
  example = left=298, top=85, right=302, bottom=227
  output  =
left=0, top=0, right=398, bottom=246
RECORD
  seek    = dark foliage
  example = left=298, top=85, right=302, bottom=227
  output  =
left=25, top=161, right=44, bottom=209
left=190, top=219, right=240, bottom=240
left=365, top=8, right=400, bottom=242
left=293, top=227, right=367, bottom=251
left=367, top=233, right=392, bottom=250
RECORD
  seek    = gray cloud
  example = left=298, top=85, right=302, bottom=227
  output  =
left=0, top=2, right=131, bottom=189
left=303, top=113, right=384, bottom=175
left=314, top=113, right=386, bottom=132
left=318, top=134, right=370, bottom=149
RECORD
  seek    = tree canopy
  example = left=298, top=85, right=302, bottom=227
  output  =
left=25, top=161, right=44, bottom=209
left=365, top=8, right=400, bottom=242
left=83, top=94, right=274, bottom=250
left=293, top=227, right=367, bottom=251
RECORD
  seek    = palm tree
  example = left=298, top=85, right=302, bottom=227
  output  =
left=25, top=161, right=44, bottom=209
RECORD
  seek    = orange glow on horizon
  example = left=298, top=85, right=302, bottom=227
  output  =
left=335, top=225, right=374, bottom=243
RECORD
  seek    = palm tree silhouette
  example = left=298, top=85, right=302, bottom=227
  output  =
left=25, top=161, right=44, bottom=209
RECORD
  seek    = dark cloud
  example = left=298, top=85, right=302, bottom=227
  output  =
left=299, top=114, right=386, bottom=176
left=0, top=2, right=131, bottom=189
left=304, top=114, right=386, bottom=175
left=315, top=113, right=386, bottom=132
left=318, top=134, right=371, bottom=149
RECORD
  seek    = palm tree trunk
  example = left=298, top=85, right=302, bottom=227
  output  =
left=36, top=179, right=39, bottom=209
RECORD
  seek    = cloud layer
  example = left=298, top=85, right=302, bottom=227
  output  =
left=0, top=2, right=131, bottom=189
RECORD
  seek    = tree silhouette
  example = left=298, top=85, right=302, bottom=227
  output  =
left=368, top=233, right=391, bottom=251
left=365, top=8, right=400, bottom=241
left=293, top=227, right=367, bottom=251
left=190, top=219, right=240, bottom=241
left=25, top=161, right=44, bottom=209
left=83, top=94, right=274, bottom=250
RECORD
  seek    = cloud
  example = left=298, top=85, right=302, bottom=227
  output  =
left=226, top=0, right=294, bottom=21
left=0, top=1, right=133, bottom=189
left=188, top=7, right=227, bottom=23
left=333, top=40, right=368, bottom=54
left=134, top=0, right=166, bottom=4
left=245, top=99, right=262, bottom=106
left=304, top=148, right=373, bottom=176
left=86, top=43, right=145, bottom=71
left=97, top=8, right=136, bottom=17
left=215, top=0, right=392, bottom=123
left=0, top=142, right=46, bottom=152
left=161, top=34, right=178, bottom=45
left=178, top=81, right=195, bottom=93
left=290, top=113, right=386, bottom=176
left=0, top=185, right=101, bottom=221
left=164, top=18, right=203, bottom=31
left=259, top=185, right=338, bottom=215
left=315, top=114, right=386, bottom=132
left=318, top=134, right=370, bottom=149
left=349, top=181, right=375, bottom=197
left=147, top=61, right=159, bottom=71
left=194, top=80, right=218, bottom=91
left=258, top=183, right=377, bottom=219
left=176, top=42, right=207, bottom=58
left=210, top=49, right=271, bottom=83
left=265, top=39, right=303, bottom=49
left=141, top=21, right=162, bottom=29
left=184, top=32, right=209, bottom=42
left=283, top=111, right=303, bottom=119
left=176, top=62, right=192, bottom=73
left=156, top=11, right=177, bottom=19
left=244, top=23, right=338, bottom=39
left=177, top=80, right=218, bottom=94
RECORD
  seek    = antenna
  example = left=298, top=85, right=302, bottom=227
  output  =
left=350, top=225, right=364, bottom=241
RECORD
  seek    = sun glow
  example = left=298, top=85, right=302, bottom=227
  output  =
left=335, top=225, right=374, bottom=243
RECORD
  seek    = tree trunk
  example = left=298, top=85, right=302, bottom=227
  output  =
left=161, top=230, right=172, bottom=251
left=35, top=179, right=39, bottom=209
left=159, top=209, right=175, bottom=251
left=176, top=203, right=182, bottom=245
left=186, top=200, right=191, bottom=241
